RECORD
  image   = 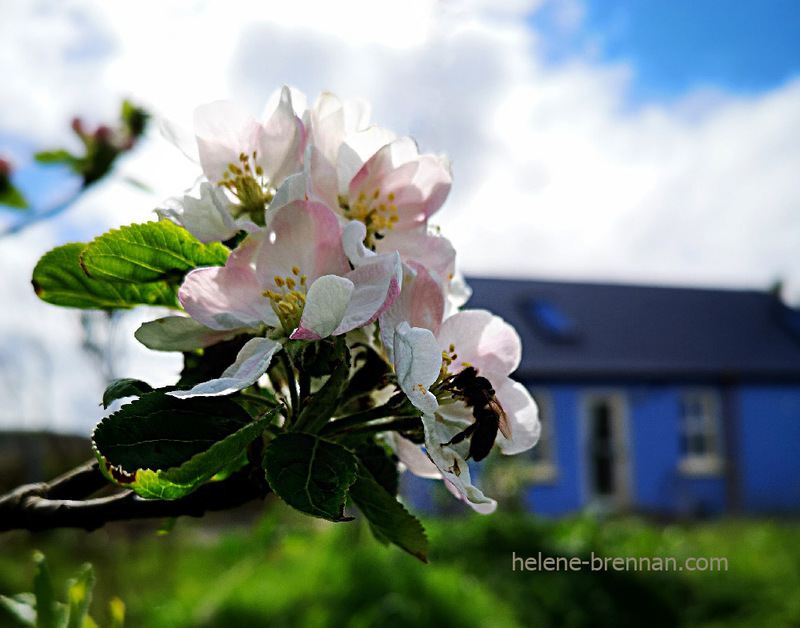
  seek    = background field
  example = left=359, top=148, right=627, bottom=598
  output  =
left=2, top=499, right=799, bottom=628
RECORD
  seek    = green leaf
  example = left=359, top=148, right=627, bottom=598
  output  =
left=34, top=149, right=75, bottom=165
left=33, top=552, right=60, bottom=628
left=32, top=243, right=179, bottom=310
left=102, top=378, right=154, bottom=409
left=349, top=463, right=429, bottom=563
left=80, top=221, right=229, bottom=284
left=65, top=564, right=94, bottom=628
left=292, top=348, right=350, bottom=434
left=0, top=177, right=28, bottom=209
left=355, top=442, right=399, bottom=496
left=263, top=433, right=358, bottom=522
left=93, top=392, right=277, bottom=499
left=0, top=593, right=36, bottom=626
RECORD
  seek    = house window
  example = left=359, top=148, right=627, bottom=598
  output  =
left=529, top=390, right=558, bottom=482
left=678, top=390, right=724, bottom=476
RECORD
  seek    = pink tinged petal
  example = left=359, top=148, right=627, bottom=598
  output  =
left=376, top=228, right=456, bottom=293
left=437, top=310, right=522, bottom=379
left=291, top=275, right=354, bottom=340
left=259, top=200, right=349, bottom=288
left=135, top=316, right=240, bottom=352
left=389, top=434, right=441, bottom=479
left=380, top=264, right=445, bottom=362
left=194, top=101, right=261, bottom=184
left=333, top=251, right=402, bottom=334
left=393, top=322, right=441, bottom=414
left=336, top=125, right=397, bottom=194
left=169, top=337, right=281, bottom=398
left=349, top=138, right=451, bottom=230
left=258, top=85, right=305, bottom=186
left=179, top=264, right=277, bottom=331
left=421, top=412, right=497, bottom=512
left=493, top=379, right=541, bottom=456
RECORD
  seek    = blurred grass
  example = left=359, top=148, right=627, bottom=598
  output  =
left=1, top=501, right=799, bottom=627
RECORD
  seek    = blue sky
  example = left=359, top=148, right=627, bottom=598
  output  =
left=2, top=0, right=800, bottom=431
left=532, top=0, right=800, bottom=102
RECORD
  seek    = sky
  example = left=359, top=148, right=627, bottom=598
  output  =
left=1, top=0, right=799, bottom=432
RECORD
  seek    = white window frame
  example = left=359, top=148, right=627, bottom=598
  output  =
left=678, top=389, right=725, bottom=477
left=528, top=389, right=559, bottom=483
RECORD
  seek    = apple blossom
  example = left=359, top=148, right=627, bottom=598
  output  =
left=171, top=200, right=401, bottom=396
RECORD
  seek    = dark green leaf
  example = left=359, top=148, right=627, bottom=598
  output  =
left=292, top=347, right=350, bottom=433
left=355, top=442, right=399, bottom=496
left=349, top=463, right=429, bottom=563
left=102, top=378, right=154, bottom=408
left=80, top=221, right=229, bottom=284
left=263, top=433, right=358, bottom=521
left=32, top=243, right=179, bottom=310
left=286, top=336, right=348, bottom=378
left=93, top=392, right=277, bottom=499
left=33, top=552, right=59, bottom=628
left=342, top=344, right=391, bottom=404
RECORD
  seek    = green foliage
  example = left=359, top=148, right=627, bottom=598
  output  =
left=5, top=514, right=798, bottom=628
left=31, top=222, right=229, bottom=312
left=0, top=552, right=122, bottom=628
left=292, top=347, right=350, bottom=433
left=0, top=173, right=27, bottom=209
left=93, top=393, right=278, bottom=499
left=349, top=463, right=429, bottom=563
left=80, top=221, right=229, bottom=284
left=263, top=433, right=358, bottom=522
left=32, top=243, right=179, bottom=310
left=101, top=378, right=154, bottom=409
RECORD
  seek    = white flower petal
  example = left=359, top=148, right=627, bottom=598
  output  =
left=169, top=337, right=281, bottom=398
left=291, top=275, right=354, bottom=340
left=493, top=379, right=541, bottom=456
left=158, top=116, right=200, bottom=163
left=156, top=179, right=241, bottom=243
left=422, top=412, right=497, bottom=512
left=393, top=322, right=441, bottom=414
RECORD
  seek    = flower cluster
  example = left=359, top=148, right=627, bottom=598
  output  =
left=143, top=86, right=540, bottom=513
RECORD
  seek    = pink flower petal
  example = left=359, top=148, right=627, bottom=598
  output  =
left=436, top=310, right=522, bottom=378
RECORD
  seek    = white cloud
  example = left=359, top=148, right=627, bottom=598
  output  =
left=2, top=0, right=800, bottom=431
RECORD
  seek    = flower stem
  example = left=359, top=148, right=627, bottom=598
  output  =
left=319, top=404, right=420, bottom=436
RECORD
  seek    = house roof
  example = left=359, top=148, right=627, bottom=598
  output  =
left=464, top=277, right=800, bottom=381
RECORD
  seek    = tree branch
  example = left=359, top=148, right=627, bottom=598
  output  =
left=0, top=462, right=269, bottom=533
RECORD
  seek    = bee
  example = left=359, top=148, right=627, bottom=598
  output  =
left=439, top=366, right=511, bottom=462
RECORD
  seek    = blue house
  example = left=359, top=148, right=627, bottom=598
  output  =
left=463, top=277, right=800, bottom=517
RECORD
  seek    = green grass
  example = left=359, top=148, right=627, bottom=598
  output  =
left=2, top=504, right=799, bottom=627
